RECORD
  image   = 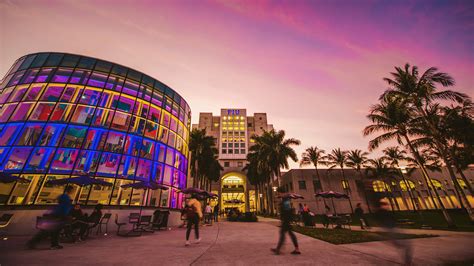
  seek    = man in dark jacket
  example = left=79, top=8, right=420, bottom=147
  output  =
left=27, top=185, right=74, bottom=250
left=271, top=188, right=301, bottom=255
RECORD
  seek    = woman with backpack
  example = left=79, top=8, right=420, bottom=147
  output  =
left=184, top=194, right=203, bottom=246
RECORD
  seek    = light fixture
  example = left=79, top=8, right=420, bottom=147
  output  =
left=259, top=193, right=263, bottom=197
left=272, top=186, right=277, bottom=192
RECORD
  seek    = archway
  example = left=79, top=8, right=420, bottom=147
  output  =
left=221, top=172, right=247, bottom=215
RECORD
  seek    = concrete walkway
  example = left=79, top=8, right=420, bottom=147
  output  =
left=1, top=219, right=473, bottom=265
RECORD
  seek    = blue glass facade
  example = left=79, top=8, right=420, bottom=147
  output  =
left=0, top=52, right=190, bottom=208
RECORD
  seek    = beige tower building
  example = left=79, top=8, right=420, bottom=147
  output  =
left=192, top=108, right=273, bottom=213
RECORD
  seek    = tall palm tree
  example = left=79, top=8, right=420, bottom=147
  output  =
left=300, top=146, right=326, bottom=192
left=249, top=129, right=300, bottom=214
left=363, top=96, right=455, bottom=226
left=346, top=149, right=371, bottom=212
left=326, top=148, right=353, bottom=213
left=383, top=146, right=418, bottom=211
left=381, top=63, right=473, bottom=222
left=189, top=128, right=219, bottom=189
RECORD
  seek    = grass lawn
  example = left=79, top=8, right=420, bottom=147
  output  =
left=293, top=226, right=437, bottom=245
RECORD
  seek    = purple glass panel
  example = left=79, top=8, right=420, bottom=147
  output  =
left=170, top=189, right=177, bottom=209
left=122, top=80, right=139, bottom=97
left=40, top=85, right=64, bottom=101
left=136, top=159, right=152, bottom=181
left=118, top=155, right=137, bottom=179
left=79, top=89, right=101, bottom=105
left=179, top=108, right=184, bottom=122
left=162, top=165, right=172, bottom=185
left=104, top=131, right=125, bottom=153
left=59, top=86, right=77, bottom=102
left=87, top=72, right=108, bottom=88
left=3, top=147, right=33, bottom=171
left=73, top=150, right=100, bottom=174
left=149, top=106, right=161, bottom=123
left=39, top=124, right=66, bottom=146
left=152, top=162, right=163, bottom=182
left=0, top=86, right=14, bottom=104
left=170, top=118, right=177, bottom=132
left=7, top=71, right=25, bottom=87
left=8, top=86, right=29, bottom=103
left=20, top=69, right=39, bottom=84
left=24, top=147, right=54, bottom=172
left=151, top=92, right=163, bottom=107
left=51, top=68, right=73, bottom=83
left=172, top=104, right=178, bottom=118
left=165, top=98, right=172, bottom=112
left=34, top=68, right=53, bottom=83
left=69, top=69, right=91, bottom=84
left=0, top=124, right=21, bottom=145
left=23, top=84, right=44, bottom=101
left=140, top=139, right=154, bottom=159
left=50, top=148, right=79, bottom=173
left=165, top=148, right=174, bottom=166
left=97, top=152, right=120, bottom=177
left=0, top=103, right=16, bottom=122
left=10, top=102, right=34, bottom=121
left=105, top=75, right=124, bottom=92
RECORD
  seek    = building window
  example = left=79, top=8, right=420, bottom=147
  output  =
left=313, top=180, right=321, bottom=192
left=289, top=182, right=293, bottom=191
left=341, top=180, right=350, bottom=191
left=298, top=180, right=306, bottom=190
left=240, top=149, right=245, bottom=154
left=224, top=162, right=230, bottom=167
left=222, top=149, right=226, bottom=154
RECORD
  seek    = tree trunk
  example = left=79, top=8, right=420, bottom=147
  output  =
left=398, top=169, right=418, bottom=212
left=445, top=163, right=474, bottom=222
left=455, top=164, right=474, bottom=195
left=403, top=135, right=455, bottom=227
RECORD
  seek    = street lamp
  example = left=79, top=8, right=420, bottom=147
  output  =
left=272, top=186, right=277, bottom=192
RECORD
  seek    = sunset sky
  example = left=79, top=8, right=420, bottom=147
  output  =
left=1, top=0, right=473, bottom=168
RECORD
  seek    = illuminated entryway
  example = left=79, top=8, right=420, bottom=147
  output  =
left=221, top=172, right=249, bottom=214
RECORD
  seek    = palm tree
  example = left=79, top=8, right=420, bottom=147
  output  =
left=300, top=146, right=326, bottom=192
left=365, top=157, right=399, bottom=211
left=248, top=129, right=300, bottom=214
left=383, top=147, right=418, bottom=211
left=189, top=128, right=219, bottom=189
left=326, top=148, right=353, bottom=213
left=346, top=149, right=371, bottom=212
left=381, top=63, right=473, bottom=222
left=363, top=96, right=455, bottom=226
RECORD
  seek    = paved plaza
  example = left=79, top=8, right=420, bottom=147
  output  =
left=1, top=218, right=473, bottom=265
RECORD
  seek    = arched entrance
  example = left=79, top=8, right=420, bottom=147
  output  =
left=221, top=172, right=247, bottom=214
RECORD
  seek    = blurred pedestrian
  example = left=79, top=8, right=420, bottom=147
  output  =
left=373, top=195, right=412, bottom=265
left=27, top=185, right=74, bottom=250
left=184, top=194, right=202, bottom=246
left=213, top=203, right=219, bottom=222
left=271, top=188, right=301, bottom=255
left=354, top=203, right=369, bottom=229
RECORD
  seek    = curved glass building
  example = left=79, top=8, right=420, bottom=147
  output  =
left=0, top=52, right=190, bottom=209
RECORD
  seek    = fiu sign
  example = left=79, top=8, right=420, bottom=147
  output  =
left=227, top=109, right=240, bottom=115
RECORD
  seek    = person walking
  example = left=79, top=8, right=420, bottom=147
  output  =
left=354, top=203, right=369, bottom=229
left=27, top=185, right=74, bottom=250
left=184, top=194, right=202, bottom=246
left=204, top=204, right=213, bottom=224
left=322, top=205, right=331, bottom=228
left=213, top=203, right=219, bottom=222
left=271, top=189, right=301, bottom=255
